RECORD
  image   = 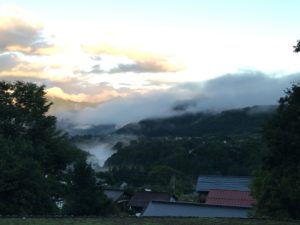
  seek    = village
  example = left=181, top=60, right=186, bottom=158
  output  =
left=103, top=175, right=254, bottom=217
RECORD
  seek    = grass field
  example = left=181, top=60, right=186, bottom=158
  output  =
left=0, top=218, right=300, bottom=225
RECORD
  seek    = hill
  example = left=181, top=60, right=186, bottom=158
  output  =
left=116, top=105, right=276, bottom=137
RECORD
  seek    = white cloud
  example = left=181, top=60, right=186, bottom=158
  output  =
left=56, top=72, right=300, bottom=128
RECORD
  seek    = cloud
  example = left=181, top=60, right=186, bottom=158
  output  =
left=192, top=71, right=300, bottom=111
left=0, top=6, right=57, bottom=55
left=58, top=90, right=181, bottom=127
left=109, top=59, right=180, bottom=74
left=0, top=53, right=20, bottom=71
left=82, top=44, right=182, bottom=73
left=46, top=82, right=135, bottom=104
left=56, top=72, right=300, bottom=128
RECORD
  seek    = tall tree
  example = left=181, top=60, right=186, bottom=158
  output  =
left=0, top=81, right=86, bottom=215
left=252, top=84, right=300, bottom=219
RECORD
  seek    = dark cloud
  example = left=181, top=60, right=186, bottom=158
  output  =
left=193, top=71, right=300, bottom=111
left=90, top=56, right=102, bottom=61
left=0, top=53, right=20, bottom=71
left=108, top=60, right=178, bottom=74
left=0, top=14, right=54, bottom=55
left=81, top=59, right=180, bottom=75
left=88, top=64, right=104, bottom=74
left=172, top=99, right=198, bottom=111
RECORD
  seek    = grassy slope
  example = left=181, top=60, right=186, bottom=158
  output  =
left=1, top=218, right=300, bottom=225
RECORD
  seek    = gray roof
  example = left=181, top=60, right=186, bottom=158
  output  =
left=142, top=201, right=250, bottom=218
left=196, top=176, right=251, bottom=192
left=128, top=192, right=176, bottom=208
left=104, top=189, right=130, bottom=202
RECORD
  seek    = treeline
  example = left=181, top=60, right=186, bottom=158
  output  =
left=117, top=106, right=275, bottom=137
left=99, top=135, right=267, bottom=195
left=0, top=81, right=115, bottom=216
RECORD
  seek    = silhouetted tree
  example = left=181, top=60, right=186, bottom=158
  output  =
left=0, top=81, right=86, bottom=215
left=63, top=160, right=116, bottom=216
left=294, top=40, right=300, bottom=52
left=252, top=84, right=300, bottom=219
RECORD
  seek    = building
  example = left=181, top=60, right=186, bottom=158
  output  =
left=206, top=189, right=255, bottom=208
left=196, top=176, right=251, bottom=202
left=128, top=191, right=177, bottom=213
left=103, top=188, right=132, bottom=209
left=142, top=201, right=250, bottom=218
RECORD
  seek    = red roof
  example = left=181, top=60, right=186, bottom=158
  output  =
left=206, top=189, right=255, bottom=208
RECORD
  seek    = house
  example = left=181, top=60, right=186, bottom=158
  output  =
left=196, top=176, right=251, bottom=202
left=205, top=189, right=255, bottom=208
left=128, top=191, right=177, bottom=213
left=142, top=201, right=250, bottom=218
left=103, top=188, right=132, bottom=209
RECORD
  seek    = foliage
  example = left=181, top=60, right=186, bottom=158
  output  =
left=0, top=81, right=90, bottom=215
left=252, top=84, right=300, bottom=219
left=63, top=160, right=116, bottom=216
left=294, top=40, right=300, bottom=52
left=100, top=135, right=266, bottom=195
left=117, top=106, right=275, bottom=137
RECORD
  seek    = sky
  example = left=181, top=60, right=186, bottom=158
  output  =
left=1, top=0, right=300, bottom=127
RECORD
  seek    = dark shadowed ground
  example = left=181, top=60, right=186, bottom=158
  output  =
left=1, top=218, right=300, bottom=225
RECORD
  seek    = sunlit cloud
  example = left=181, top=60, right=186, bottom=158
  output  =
left=0, top=6, right=58, bottom=55
left=82, top=44, right=183, bottom=73
left=46, top=84, right=134, bottom=104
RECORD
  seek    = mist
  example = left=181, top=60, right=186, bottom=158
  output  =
left=57, top=71, right=299, bottom=166
left=57, top=71, right=300, bottom=129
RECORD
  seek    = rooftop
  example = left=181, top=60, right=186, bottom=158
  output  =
left=206, top=189, right=255, bottom=208
left=196, top=176, right=251, bottom=192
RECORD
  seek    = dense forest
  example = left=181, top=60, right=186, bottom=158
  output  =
left=117, top=106, right=275, bottom=137
left=97, top=106, right=275, bottom=195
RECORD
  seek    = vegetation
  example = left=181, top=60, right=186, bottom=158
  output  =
left=99, top=132, right=267, bottom=195
left=63, top=160, right=116, bottom=216
left=0, top=81, right=114, bottom=216
left=294, top=40, right=300, bottom=52
left=117, top=106, right=275, bottom=137
left=252, top=84, right=300, bottom=219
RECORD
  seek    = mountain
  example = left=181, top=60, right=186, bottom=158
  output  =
left=116, top=105, right=276, bottom=137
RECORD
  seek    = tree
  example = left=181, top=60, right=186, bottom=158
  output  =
left=63, top=160, right=116, bottom=216
left=252, top=84, right=300, bottom=219
left=0, top=81, right=86, bottom=215
left=294, top=40, right=300, bottom=52
left=0, top=81, right=54, bottom=140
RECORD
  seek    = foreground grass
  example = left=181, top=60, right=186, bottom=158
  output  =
left=0, top=218, right=300, bottom=225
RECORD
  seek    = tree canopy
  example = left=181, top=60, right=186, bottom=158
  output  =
left=0, top=81, right=110, bottom=216
left=294, top=40, right=300, bottom=52
left=252, top=84, right=300, bottom=219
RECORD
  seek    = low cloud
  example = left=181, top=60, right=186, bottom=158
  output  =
left=56, top=72, right=300, bottom=128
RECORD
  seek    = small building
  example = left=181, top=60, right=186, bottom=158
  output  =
left=205, top=189, right=255, bottom=208
left=103, top=189, right=132, bottom=209
left=142, top=201, right=250, bottom=218
left=196, top=176, right=251, bottom=202
left=128, top=191, right=177, bottom=213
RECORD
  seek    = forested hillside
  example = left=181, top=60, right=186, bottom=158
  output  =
left=117, top=106, right=275, bottom=137
left=98, top=106, right=275, bottom=195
